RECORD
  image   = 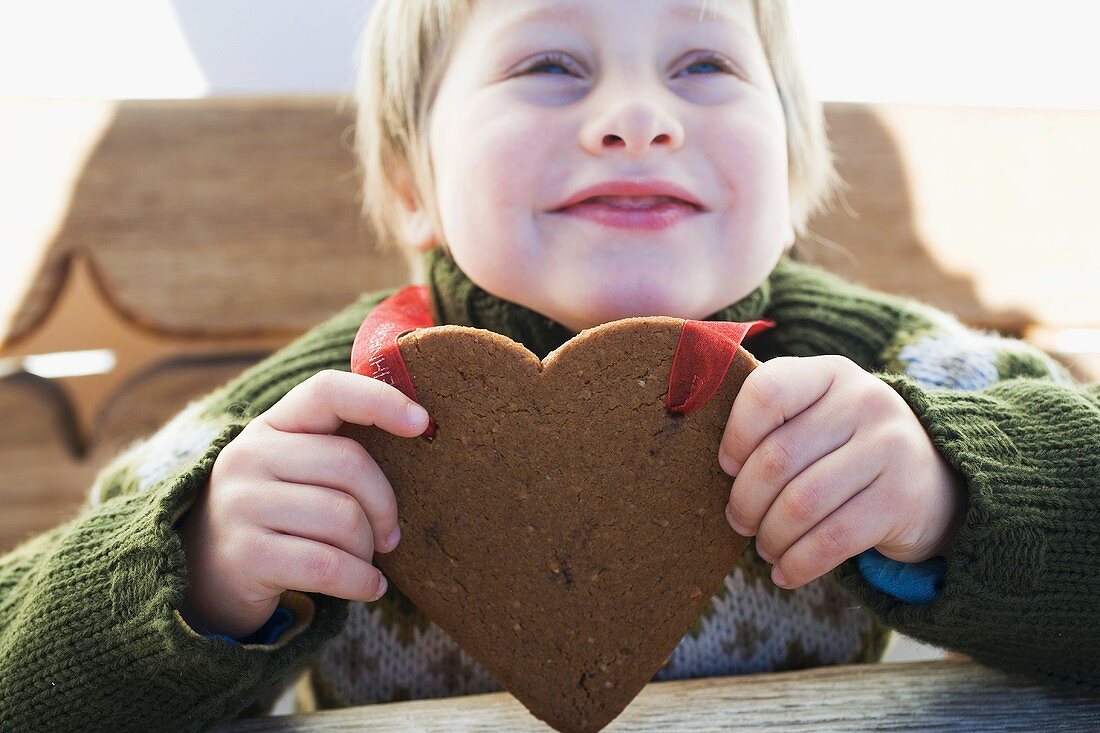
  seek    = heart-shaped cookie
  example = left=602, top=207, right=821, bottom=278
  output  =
left=336, top=289, right=766, bottom=732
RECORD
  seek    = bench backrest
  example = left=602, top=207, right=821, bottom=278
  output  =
left=1, top=97, right=1096, bottom=552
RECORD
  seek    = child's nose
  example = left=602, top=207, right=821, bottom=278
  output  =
left=580, top=102, right=684, bottom=157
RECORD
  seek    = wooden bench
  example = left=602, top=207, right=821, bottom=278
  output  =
left=212, top=659, right=1100, bottom=731
left=4, top=98, right=1097, bottom=555
left=2, top=96, right=1097, bottom=553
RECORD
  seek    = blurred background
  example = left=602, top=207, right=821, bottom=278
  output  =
left=4, top=0, right=1099, bottom=106
left=1, top=0, right=1098, bottom=670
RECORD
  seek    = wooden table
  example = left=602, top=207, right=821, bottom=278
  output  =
left=217, top=659, right=1100, bottom=732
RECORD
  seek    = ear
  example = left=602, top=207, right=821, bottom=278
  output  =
left=401, top=210, right=436, bottom=253
left=782, top=219, right=796, bottom=254
left=393, top=166, right=438, bottom=253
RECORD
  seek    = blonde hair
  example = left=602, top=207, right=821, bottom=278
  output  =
left=352, top=0, right=845, bottom=277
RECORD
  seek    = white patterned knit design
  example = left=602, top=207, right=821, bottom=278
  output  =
left=317, top=599, right=505, bottom=703
left=88, top=399, right=227, bottom=508
left=651, top=564, right=872, bottom=680
left=891, top=302, right=1074, bottom=391
left=315, top=559, right=875, bottom=706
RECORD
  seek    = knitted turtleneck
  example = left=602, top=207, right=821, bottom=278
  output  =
left=423, top=245, right=774, bottom=361
left=2, top=245, right=1097, bottom=733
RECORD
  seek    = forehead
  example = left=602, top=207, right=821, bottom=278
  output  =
left=482, top=0, right=756, bottom=40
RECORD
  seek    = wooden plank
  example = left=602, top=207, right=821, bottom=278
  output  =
left=0, top=355, right=259, bottom=553
left=91, top=353, right=264, bottom=459
left=1, top=97, right=409, bottom=345
left=1, top=252, right=298, bottom=452
left=216, top=659, right=1100, bottom=732
left=0, top=373, right=96, bottom=552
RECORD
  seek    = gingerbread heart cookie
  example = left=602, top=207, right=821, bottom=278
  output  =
left=336, top=287, right=769, bottom=732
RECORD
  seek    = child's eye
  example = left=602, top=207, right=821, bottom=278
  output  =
left=522, top=52, right=582, bottom=77
left=675, top=53, right=737, bottom=78
left=519, top=51, right=737, bottom=79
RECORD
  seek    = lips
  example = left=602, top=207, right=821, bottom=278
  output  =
left=549, top=179, right=706, bottom=231
left=553, top=197, right=701, bottom=231
left=552, top=178, right=707, bottom=212
left=579, top=195, right=696, bottom=210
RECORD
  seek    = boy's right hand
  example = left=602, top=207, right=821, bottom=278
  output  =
left=177, top=369, right=431, bottom=640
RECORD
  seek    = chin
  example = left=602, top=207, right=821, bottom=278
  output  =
left=559, top=298, right=683, bottom=334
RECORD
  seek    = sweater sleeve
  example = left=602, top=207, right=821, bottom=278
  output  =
left=763, top=258, right=1099, bottom=692
left=832, top=369, right=1100, bottom=692
left=0, top=290, right=394, bottom=732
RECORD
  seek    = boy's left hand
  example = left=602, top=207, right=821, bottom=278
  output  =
left=718, top=355, right=968, bottom=590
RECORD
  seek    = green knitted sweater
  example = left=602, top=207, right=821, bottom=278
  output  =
left=1, top=247, right=1097, bottom=731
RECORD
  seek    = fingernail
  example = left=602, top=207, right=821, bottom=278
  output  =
left=719, top=453, right=740, bottom=477
left=375, top=573, right=388, bottom=599
left=406, top=402, right=429, bottom=429
left=725, top=504, right=754, bottom=537
left=385, top=526, right=401, bottom=551
left=771, top=567, right=788, bottom=588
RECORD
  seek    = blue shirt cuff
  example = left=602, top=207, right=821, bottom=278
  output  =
left=203, top=604, right=295, bottom=645
left=856, top=547, right=946, bottom=604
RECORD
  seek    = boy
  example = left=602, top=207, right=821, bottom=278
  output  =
left=2, top=1, right=1097, bottom=730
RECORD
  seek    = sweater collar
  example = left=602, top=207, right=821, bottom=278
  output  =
left=423, top=246, right=781, bottom=360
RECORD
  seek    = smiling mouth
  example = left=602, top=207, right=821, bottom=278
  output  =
left=557, top=195, right=701, bottom=211
left=550, top=195, right=702, bottom=231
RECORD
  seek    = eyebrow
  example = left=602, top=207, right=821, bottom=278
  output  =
left=668, top=2, right=750, bottom=30
left=495, top=2, right=752, bottom=37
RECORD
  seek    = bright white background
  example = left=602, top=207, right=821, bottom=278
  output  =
left=1, top=0, right=1098, bottom=108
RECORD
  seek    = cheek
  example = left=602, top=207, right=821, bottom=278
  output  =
left=707, top=107, right=789, bottom=207
left=704, top=91, right=792, bottom=189
left=481, top=122, right=546, bottom=207
left=439, top=110, right=559, bottom=228
left=433, top=109, right=564, bottom=299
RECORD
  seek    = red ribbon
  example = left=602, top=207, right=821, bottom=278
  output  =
left=350, top=285, right=439, bottom=439
left=664, top=319, right=775, bottom=415
left=349, top=286, right=775, bottom=439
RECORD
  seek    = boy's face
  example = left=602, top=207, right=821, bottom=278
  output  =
left=407, top=0, right=793, bottom=332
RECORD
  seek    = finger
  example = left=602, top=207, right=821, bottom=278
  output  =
left=262, top=531, right=388, bottom=603
left=256, top=431, right=400, bottom=554
left=719, top=356, right=840, bottom=477
left=259, top=369, right=429, bottom=438
left=771, top=476, right=889, bottom=589
left=257, top=481, right=376, bottom=564
left=725, top=384, right=857, bottom=536
left=754, top=434, right=884, bottom=563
